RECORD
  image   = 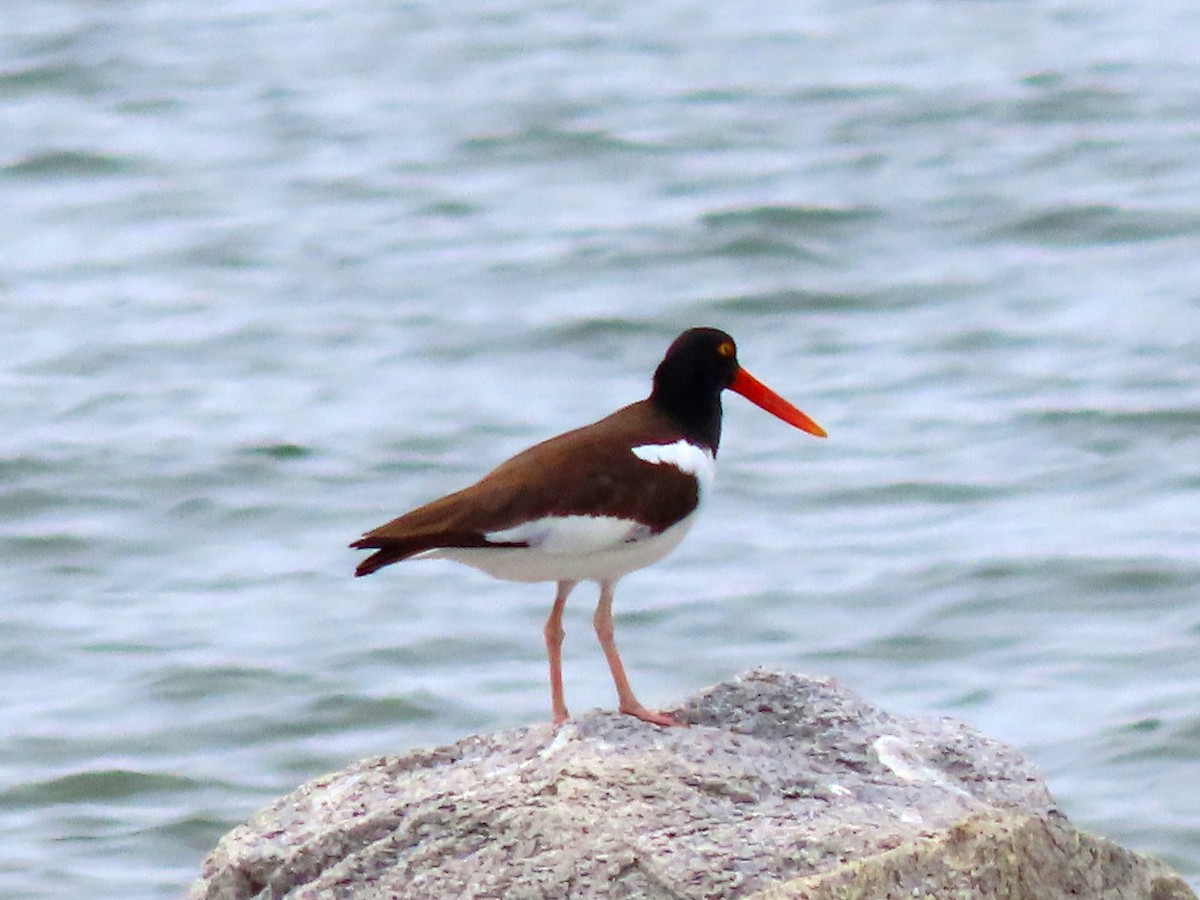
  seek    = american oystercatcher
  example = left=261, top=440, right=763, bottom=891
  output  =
left=352, top=327, right=825, bottom=727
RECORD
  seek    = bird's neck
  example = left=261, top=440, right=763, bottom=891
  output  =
left=649, top=386, right=723, bottom=455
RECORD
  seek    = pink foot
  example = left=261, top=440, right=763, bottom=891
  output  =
left=620, top=704, right=687, bottom=728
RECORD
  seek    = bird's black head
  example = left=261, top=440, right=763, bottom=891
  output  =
left=650, top=327, right=740, bottom=451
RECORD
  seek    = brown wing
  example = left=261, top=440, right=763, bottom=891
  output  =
left=351, top=401, right=699, bottom=576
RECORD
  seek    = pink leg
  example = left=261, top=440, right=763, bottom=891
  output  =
left=544, top=580, right=575, bottom=726
left=593, top=580, right=682, bottom=727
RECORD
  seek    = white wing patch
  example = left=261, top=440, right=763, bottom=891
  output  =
left=434, top=513, right=697, bottom=583
left=486, top=515, right=645, bottom=555
left=631, top=440, right=716, bottom=491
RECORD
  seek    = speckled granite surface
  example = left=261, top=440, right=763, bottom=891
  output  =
left=190, top=670, right=1195, bottom=899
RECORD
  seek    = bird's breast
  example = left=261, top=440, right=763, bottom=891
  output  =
left=630, top=440, right=716, bottom=493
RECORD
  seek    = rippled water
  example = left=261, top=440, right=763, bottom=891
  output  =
left=3, top=1, right=1199, bottom=896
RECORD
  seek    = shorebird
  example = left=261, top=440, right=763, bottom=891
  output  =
left=352, top=327, right=825, bottom=726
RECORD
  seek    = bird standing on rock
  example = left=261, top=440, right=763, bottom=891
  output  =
left=352, top=327, right=826, bottom=727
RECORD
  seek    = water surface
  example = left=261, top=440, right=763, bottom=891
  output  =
left=2, top=1, right=1199, bottom=895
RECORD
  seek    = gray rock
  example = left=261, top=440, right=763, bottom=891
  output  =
left=190, top=670, right=1195, bottom=899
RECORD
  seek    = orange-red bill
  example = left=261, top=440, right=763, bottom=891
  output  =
left=730, top=368, right=827, bottom=438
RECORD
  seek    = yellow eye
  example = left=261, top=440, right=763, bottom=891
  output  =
left=717, top=341, right=735, bottom=358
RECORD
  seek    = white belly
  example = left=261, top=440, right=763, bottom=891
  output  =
left=418, top=513, right=697, bottom=583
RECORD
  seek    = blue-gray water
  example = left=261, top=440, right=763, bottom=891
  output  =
left=3, top=1, right=1199, bottom=896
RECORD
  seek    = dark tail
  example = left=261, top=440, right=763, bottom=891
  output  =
left=349, top=534, right=433, bottom=577
left=352, top=546, right=410, bottom=577
left=350, top=531, right=515, bottom=577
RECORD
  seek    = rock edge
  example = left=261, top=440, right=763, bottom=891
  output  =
left=191, top=670, right=1195, bottom=899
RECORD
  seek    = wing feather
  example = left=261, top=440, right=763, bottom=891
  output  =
left=351, top=402, right=700, bottom=576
